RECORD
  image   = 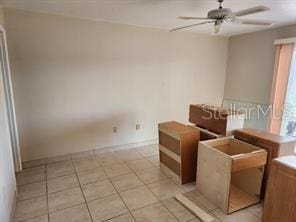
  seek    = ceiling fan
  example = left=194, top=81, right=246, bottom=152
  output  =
left=170, top=0, right=274, bottom=34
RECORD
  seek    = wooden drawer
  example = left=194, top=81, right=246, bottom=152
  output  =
left=159, top=131, right=180, bottom=155
left=160, top=150, right=180, bottom=176
left=231, top=150, right=267, bottom=172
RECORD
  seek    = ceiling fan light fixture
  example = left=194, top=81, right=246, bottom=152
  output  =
left=213, top=21, right=222, bottom=35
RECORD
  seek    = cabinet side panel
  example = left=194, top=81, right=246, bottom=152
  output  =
left=196, top=143, right=232, bottom=212
left=180, top=132, right=199, bottom=184
left=263, top=161, right=296, bottom=222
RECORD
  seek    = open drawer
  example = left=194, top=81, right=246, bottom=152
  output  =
left=196, top=137, right=267, bottom=214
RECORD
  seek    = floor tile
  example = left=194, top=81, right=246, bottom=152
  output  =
left=146, top=155, right=160, bottom=167
left=49, top=204, right=91, bottom=222
left=77, top=168, right=107, bottom=185
left=247, top=203, right=263, bottom=218
left=14, top=196, right=48, bottom=222
left=183, top=190, right=217, bottom=211
left=120, top=186, right=158, bottom=211
left=47, top=174, right=79, bottom=193
left=114, top=149, right=143, bottom=162
left=162, top=198, right=195, bottom=222
left=126, top=159, right=155, bottom=172
left=136, top=145, right=158, bottom=158
left=110, top=173, right=144, bottom=192
left=132, top=203, right=178, bottom=222
left=48, top=187, right=85, bottom=212
left=21, top=215, right=48, bottom=222
left=16, top=167, right=46, bottom=185
left=71, top=150, right=94, bottom=159
left=97, top=153, right=122, bottom=166
left=82, top=179, right=116, bottom=202
left=87, top=194, right=128, bottom=222
left=73, top=157, right=101, bottom=172
left=147, top=179, right=184, bottom=200
left=46, top=155, right=72, bottom=164
left=22, top=159, right=46, bottom=169
left=136, top=168, right=167, bottom=184
left=103, top=163, right=132, bottom=178
left=212, top=209, right=261, bottom=222
left=47, top=161, right=74, bottom=179
left=107, top=213, right=135, bottom=222
left=17, top=181, right=46, bottom=201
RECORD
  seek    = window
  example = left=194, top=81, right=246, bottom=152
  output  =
left=281, top=47, right=296, bottom=136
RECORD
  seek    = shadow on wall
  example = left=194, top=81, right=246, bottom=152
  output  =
left=21, top=112, right=157, bottom=161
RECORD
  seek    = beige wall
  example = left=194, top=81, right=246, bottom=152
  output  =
left=4, top=8, right=229, bottom=161
left=224, top=24, right=296, bottom=105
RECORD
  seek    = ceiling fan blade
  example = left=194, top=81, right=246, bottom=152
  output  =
left=170, top=21, right=214, bottom=32
left=236, top=19, right=273, bottom=26
left=233, top=6, right=270, bottom=17
left=179, top=16, right=213, bottom=20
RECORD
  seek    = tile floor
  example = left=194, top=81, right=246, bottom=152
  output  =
left=15, top=144, right=263, bottom=222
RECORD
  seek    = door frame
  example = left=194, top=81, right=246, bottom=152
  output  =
left=0, top=24, right=22, bottom=172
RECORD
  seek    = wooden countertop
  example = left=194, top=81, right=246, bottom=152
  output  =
left=235, top=128, right=296, bottom=144
left=158, top=121, right=198, bottom=135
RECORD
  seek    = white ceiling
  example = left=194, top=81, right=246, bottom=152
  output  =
left=1, top=0, right=296, bottom=36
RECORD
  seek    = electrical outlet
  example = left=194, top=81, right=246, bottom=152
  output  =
left=113, top=127, right=117, bottom=133
left=136, top=124, right=141, bottom=130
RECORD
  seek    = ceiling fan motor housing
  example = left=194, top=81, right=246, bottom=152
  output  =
left=207, top=8, right=232, bottom=20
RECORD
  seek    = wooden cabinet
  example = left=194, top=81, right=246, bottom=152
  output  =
left=197, top=137, right=267, bottom=214
left=234, top=128, right=296, bottom=197
left=189, top=104, right=244, bottom=136
left=158, top=121, right=199, bottom=184
left=262, top=156, right=296, bottom=222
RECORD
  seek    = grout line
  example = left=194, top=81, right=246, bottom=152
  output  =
left=98, top=159, right=137, bottom=221
left=47, top=185, right=80, bottom=196
left=126, top=152, right=199, bottom=222
left=16, top=192, right=46, bottom=202
left=48, top=202, right=91, bottom=215
left=122, top=154, right=185, bottom=222
left=73, top=161, right=94, bottom=222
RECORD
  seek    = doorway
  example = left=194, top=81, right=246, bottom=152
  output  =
left=0, top=25, right=22, bottom=172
